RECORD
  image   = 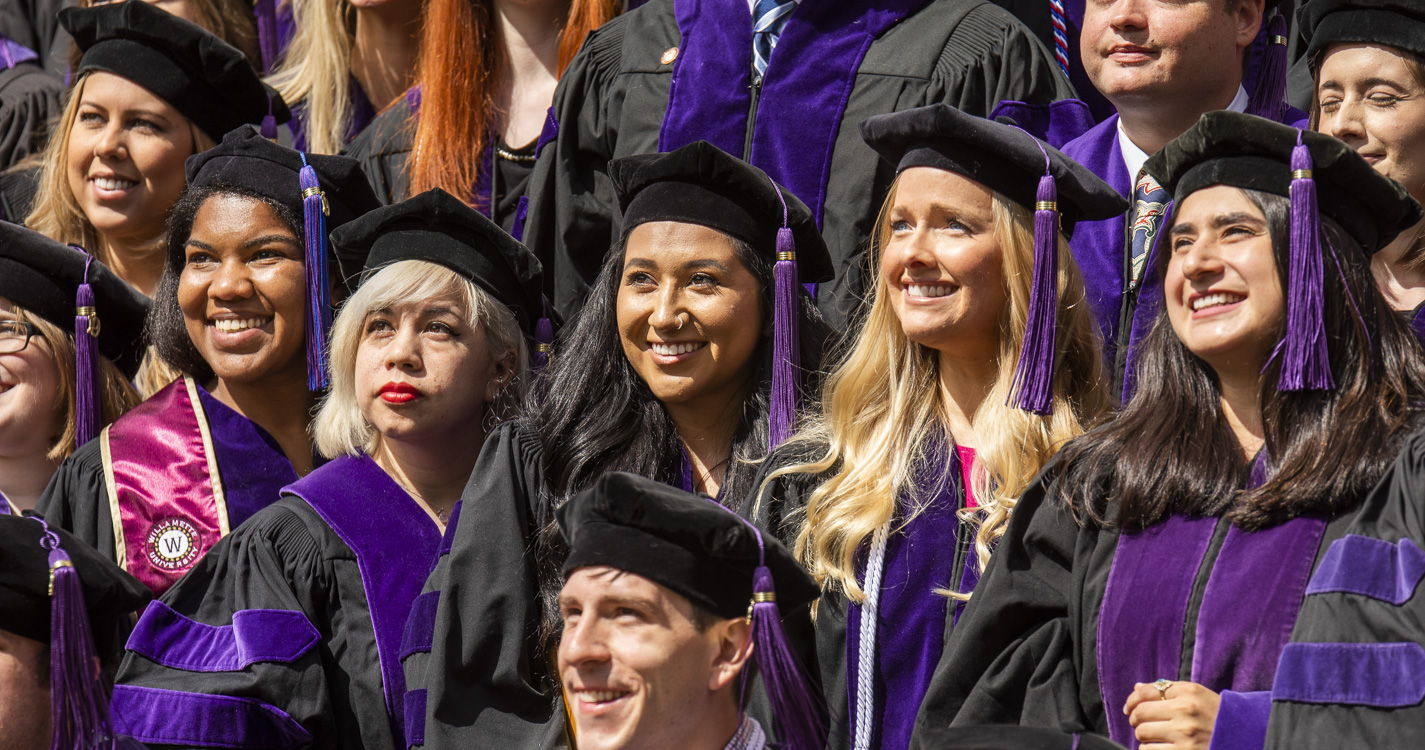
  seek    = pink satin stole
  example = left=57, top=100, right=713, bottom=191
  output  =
left=101, top=377, right=229, bottom=595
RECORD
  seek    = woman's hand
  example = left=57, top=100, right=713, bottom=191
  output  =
left=1124, top=680, right=1221, bottom=750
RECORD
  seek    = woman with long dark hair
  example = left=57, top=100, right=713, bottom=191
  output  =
left=36, top=127, right=380, bottom=598
left=399, top=141, right=833, bottom=749
left=913, top=111, right=1425, bottom=750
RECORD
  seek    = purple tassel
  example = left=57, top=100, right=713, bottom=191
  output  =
left=1009, top=175, right=1060, bottom=414
left=749, top=565, right=825, bottom=750
left=73, top=259, right=101, bottom=447
left=261, top=95, right=278, bottom=141
left=37, top=521, right=115, bottom=750
left=299, top=157, right=332, bottom=391
left=1247, top=13, right=1289, bottom=123
left=1279, top=135, right=1334, bottom=391
left=254, top=0, right=279, bottom=74
left=534, top=300, right=553, bottom=369
left=770, top=226, right=800, bottom=447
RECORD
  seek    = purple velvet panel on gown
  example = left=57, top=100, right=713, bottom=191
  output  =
left=845, top=452, right=967, bottom=750
left=1062, top=115, right=1130, bottom=368
left=194, top=388, right=298, bottom=530
left=284, top=453, right=443, bottom=744
left=0, top=490, right=11, bottom=515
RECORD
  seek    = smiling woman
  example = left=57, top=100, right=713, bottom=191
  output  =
left=35, top=128, right=380, bottom=600
left=18, top=2, right=289, bottom=298
left=110, top=188, right=544, bottom=750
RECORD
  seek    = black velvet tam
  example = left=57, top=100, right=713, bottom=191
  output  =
left=912, top=726, right=1128, bottom=750
left=60, top=1, right=289, bottom=142
left=187, top=126, right=381, bottom=233
left=1301, top=0, right=1425, bottom=69
left=608, top=141, right=834, bottom=284
left=859, top=103, right=1128, bottom=237
left=1143, top=111, right=1423, bottom=252
left=329, top=188, right=546, bottom=335
left=0, top=515, right=149, bottom=653
left=557, top=472, right=819, bottom=621
left=0, top=222, right=150, bottom=376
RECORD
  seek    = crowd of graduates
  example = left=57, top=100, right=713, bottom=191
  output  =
left=3, top=0, right=1425, bottom=749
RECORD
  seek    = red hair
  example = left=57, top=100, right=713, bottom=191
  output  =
left=407, top=0, right=618, bottom=205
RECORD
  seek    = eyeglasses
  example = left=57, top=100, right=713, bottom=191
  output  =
left=0, top=320, right=43, bottom=354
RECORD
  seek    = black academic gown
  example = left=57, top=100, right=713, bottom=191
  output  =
left=913, top=454, right=1358, bottom=750
left=748, top=442, right=979, bottom=750
left=342, top=93, right=536, bottom=237
left=1261, top=429, right=1425, bottom=747
left=0, top=58, right=61, bottom=176
left=111, top=454, right=443, bottom=750
left=521, top=0, right=1073, bottom=328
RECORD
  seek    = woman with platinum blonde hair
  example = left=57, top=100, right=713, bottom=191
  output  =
left=112, top=188, right=546, bottom=750
left=748, top=104, right=1124, bottom=750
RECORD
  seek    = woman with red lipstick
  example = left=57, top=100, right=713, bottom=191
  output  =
left=111, top=188, right=544, bottom=750
left=1303, top=0, right=1425, bottom=335
left=402, top=142, right=834, bottom=749
left=748, top=104, right=1120, bottom=750
left=14, top=2, right=288, bottom=297
left=917, top=113, right=1425, bottom=750
left=36, top=127, right=381, bottom=600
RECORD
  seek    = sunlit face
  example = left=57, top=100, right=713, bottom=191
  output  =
left=881, top=167, right=1006, bottom=355
left=1316, top=43, right=1425, bottom=205
left=65, top=73, right=195, bottom=248
left=616, top=222, right=765, bottom=410
left=1081, top=0, right=1261, bottom=108
left=558, top=567, right=748, bottom=750
left=86, top=0, right=201, bottom=24
left=178, top=193, right=308, bottom=386
left=0, top=628, right=52, bottom=750
left=0, top=300, right=62, bottom=462
left=1164, top=185, right=1284, bottom=376
left=353, top=291, right=509, bottom=447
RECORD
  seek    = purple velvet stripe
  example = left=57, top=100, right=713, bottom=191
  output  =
left=404, top=689, right=426, bottom=748
left=0, top=490, right=10, bottom=515
left=1207, top=690, right=1271, bottom=750
left=512, top=196, right=530, bottom=242
left=1306, top=534, right=1425, bottom=604
left=987, top=99, right=1096, bottom=150
left=1062, top=116, right=1130, bottom=370
left=534, top=107, right=558, bottom=157
left=1273, top=642, right=1425, bottom=707
left=285, top=454, right=442, bottom=744
left=1190, top=516, right=1327, bottom=693
left=438, top=501, right=462, bottom=555
left=1120, top=199, right=1172, bottom=401
left=0, top=36, right=39, bottom=69
left=846, top=449, right=962, bottom=749
left=475, top=139, right=494, bottom=219
left=126, top=601, right=319, bottom=672
left=658, top=0, right=751, bottom=159
left=110, top=684, right=313, bottom=749
left=399, top=591, right=440, bottom=660
left=1096, top=515, right=1218, bottom=748
left=195, top=388, right=298, bottom=529
left=1412, top=305, right=1425, bottom=345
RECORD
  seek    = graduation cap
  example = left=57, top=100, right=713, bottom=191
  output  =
left=1143, top=110, right=1424, bottom=391
left=0, top=222, right=150, bottom=446
left=60, top=1, right=290, bottom=141
left=329, top=188, right=554, bottom=363
left=0, top=515, right=150, bottom=749
left=608, top=142, right=834, bottom=447
left=910, top=725, right=1128, bottom=750
left=558, top=471, right=825, bottom=750
left=186, top=126, right=382, bottom=391
left=1300, top=0, right=1425, bottom=70
left=860, top=103, right=1128, bottom=414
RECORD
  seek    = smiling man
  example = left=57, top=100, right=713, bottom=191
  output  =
left=556, top=471, right=823, bottom=750
left=1060, top=0, right=1306, bottom=395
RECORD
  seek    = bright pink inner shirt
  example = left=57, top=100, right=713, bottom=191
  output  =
left=956, top=445, right=977, bottom=508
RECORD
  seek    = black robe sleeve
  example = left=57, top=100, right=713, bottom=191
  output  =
left=403, top=421, right=569, bottom=750
left=0, top=164, right=40, bottom=225
left=34, top=439, right=118, bottom=564
left=342, top=99, right=413, bottom=209
left=912, top=455, right=1108, bottom=738
left=111, top=497, right=396, bottom=750
left=0, top=62, right=61, bottom=173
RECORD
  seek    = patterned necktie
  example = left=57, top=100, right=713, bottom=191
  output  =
left=752, top=0, right=796, bottom=77
left=1128, top=169, right=1168, bottom=291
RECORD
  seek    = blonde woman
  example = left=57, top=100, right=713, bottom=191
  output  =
left=267, top=0, right=423, bottom=153
left=15, top=2, right=287, bottom=296
left=748, top=104, right=1124, bottom=750
left=0, top=222, right=147, bottom=514
left=111, top=189, right=541, bottom=750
